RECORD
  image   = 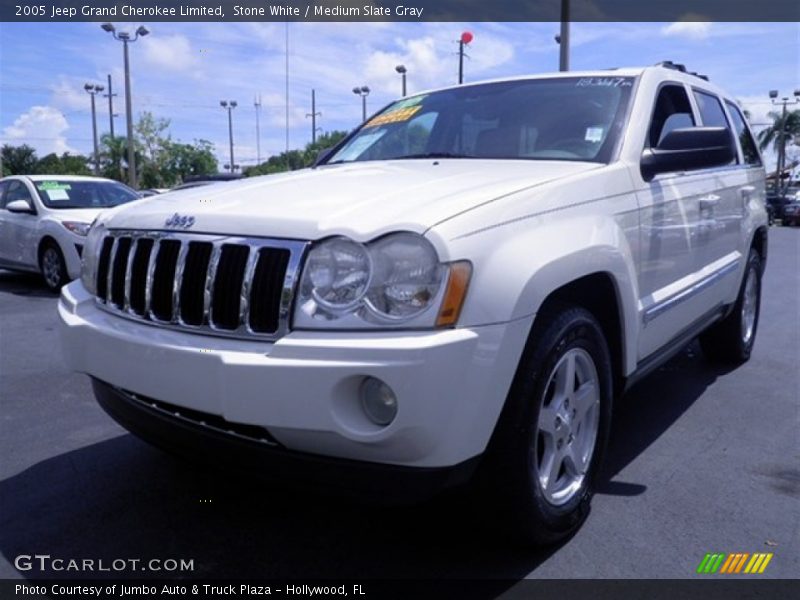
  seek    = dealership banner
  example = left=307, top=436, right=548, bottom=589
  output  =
left=3, top=0, right=799, bottom=22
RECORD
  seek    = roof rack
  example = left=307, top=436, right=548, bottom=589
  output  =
left=655, top=61, right=709, bottom=81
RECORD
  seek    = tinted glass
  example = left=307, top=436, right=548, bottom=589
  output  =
left=329, top=77, right=636, bottom=164
left=725, top=101, right=762, bottom=165
left=6, top=181, right=34, bottom=204
left=33, top=180, right=139, bottom=209
left=649, top=85, right=695, bottom=147
left=0, top=181, right=9, bottom=208
left=693, top=90, right=730, bottom=128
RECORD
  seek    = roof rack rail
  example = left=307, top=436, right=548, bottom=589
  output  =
left=655, top=61, right=710, bottom=81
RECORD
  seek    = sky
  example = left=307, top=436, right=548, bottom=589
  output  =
left=0, top=21, right=798, bottom=171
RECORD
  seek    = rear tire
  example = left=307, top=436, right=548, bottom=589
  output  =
left=481, top=305, right=613, bottom=545
left=39, top=242, right=68, bottom=293
left=699, top=249, right=762, bottom=364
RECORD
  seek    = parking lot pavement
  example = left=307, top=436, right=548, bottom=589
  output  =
left=0, top=228, right=797, bottom=585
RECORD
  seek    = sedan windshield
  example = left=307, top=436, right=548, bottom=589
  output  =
left=35, top=180, right=139, bottom=209
left=328, top=76, right=635, bottom=164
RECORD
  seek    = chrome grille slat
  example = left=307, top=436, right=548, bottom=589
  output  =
left=239, top=247, right=261, bottom=332
left=123, top=237, right=138, bottom=312
left=171, top=242, right=190, bottom=323
left=144, top=238, right=160, bottom=316
left=92, top=231, right=307, bottom=342
left=105, top=237, right=118, bottom=306
left=203, top=243, right=222, bottom=327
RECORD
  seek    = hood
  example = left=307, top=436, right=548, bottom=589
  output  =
left=103, top=159, right=602, bottom=241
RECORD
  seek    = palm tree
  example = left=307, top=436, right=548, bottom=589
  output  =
left=757, top=109, right=800, bottom=152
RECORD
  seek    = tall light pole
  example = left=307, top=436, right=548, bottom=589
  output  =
left=103, top=74, right=117, bottom=140
left=458, top=31, right=473, bottom=84
left=556, top=0, right=570, bottom=71
left=353, top=86, right=370, bottom=122
left=220, top=100, right=238, bottom=172
left=101, top=23, right=148, bottom=189
left=84, top=83, right=104, bottom=175
left=395, top=65, right=407, bottom=97
left=769, top=89, right=800, bottom=195
left=254, top=94, right=262, bottom=165
left=306, top=89, right=321, bottom=144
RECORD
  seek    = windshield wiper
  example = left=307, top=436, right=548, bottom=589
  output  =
left=392, top=152, right=474, bottom=160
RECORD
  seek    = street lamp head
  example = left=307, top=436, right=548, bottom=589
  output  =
left=769, top=90, right=778, bottom=99
left=395, top=64, right=406, bottom=74
left=117, top=32, right=130, bottom=40
left=84, top=83, right=93, bottom=91
left=794, top=89, right=800, bottom=98
left=230, top=101, right=238, bottom=108
left=96, top=85, right=105, bottom=92
left=101, top=23, right=115, bottom=33
left=361, top=86, right=370, bottom=94
left=220, top=100, right=228, bottom=107
left=136, top=26, right=150, bottom=37
left=352, top=87, right=361, bottom=95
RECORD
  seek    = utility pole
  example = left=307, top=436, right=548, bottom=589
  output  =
left=558, top=0, right=570, bottom=72
left=458, top=32, right=473, bottom=85
left=85, top=83, right=104, bottom=175
left=220, top=100, right=237, bottom=172
left=254, top=94, right=262, bottom=165
left=103, top=74, right=116, bottom=140
left=395, top=65, right=407, bottom=97
left=353, top=86, right=370, bottom=122
left=769, top=89, right=800, bottom=195
left=306, top=89, right=321, bottom=144
left=102, top=23, right=149, bottom=189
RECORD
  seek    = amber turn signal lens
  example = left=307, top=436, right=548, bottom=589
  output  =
left=436, top=261, right=472, bottom=327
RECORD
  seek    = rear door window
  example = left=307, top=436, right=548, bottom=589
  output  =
left=725, top=101, right=762, bottom=166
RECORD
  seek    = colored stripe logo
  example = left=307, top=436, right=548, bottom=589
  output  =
left=697, top=552, right=773, bottom=574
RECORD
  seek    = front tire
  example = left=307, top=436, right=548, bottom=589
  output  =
left=483, top=305, right=613, bottom=545
left=40, top=242, right=68, bottom=293
left=699, top=249, right=762, bottom=364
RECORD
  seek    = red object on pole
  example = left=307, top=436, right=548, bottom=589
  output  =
left=460, top=31, right=473, bottom=44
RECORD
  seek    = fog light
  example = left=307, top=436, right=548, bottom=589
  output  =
left=360, top=377, right=398, bottom=426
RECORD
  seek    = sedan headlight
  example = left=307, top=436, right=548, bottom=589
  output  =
left=295, top=232, right=470, bottom=329
left=80, top=221, right=106, bottom=295
left=61, top=221, right=92, bottom=236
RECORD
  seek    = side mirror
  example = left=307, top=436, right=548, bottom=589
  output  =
left=6, top=199, right=35, bottom=214
left=641, top=127, right=735, bottom=181
left=314, top=147, right=334, bottom=166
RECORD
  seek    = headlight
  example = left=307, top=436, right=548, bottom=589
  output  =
left=80, top=221, right=106, bottom=295
left=303, top=236, right=372, bottom=312
left=364, top=233, right=444, bottom=321
left=295, top=232, right=469, bottom=329
left=61, top=221, right=92, bottom=236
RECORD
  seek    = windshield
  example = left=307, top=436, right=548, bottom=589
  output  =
left=328, top=77, right=635, bottom=165
left=35, top=180, right=139, bottom=209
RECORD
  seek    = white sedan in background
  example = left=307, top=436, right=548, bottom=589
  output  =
left=0, top=175, right=140, bottom=291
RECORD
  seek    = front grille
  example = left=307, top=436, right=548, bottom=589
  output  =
left=94, top=231, right=306, bottom=340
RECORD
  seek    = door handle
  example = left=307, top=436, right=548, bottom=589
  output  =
left=699, top=194, right=720, bottom=210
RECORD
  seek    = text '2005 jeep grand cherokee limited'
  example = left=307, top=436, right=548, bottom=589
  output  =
left=59, top=63, right=767, bottom=544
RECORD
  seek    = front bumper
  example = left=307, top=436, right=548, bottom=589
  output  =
left=59, top=281, right=532, bottom=470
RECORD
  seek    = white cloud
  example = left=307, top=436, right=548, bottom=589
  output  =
left=141, top=34, right=197, bottom=71
left=662, top=20, right=712, bottom=41
left=2, top=106, right=75, bottom=155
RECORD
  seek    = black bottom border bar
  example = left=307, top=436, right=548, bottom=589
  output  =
left=3, top=579, right=798, bottom=600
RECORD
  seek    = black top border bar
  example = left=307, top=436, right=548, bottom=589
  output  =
left=3, top=0, right=800, bottom=22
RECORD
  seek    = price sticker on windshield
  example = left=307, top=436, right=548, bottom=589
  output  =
left=364, top=105, right=422, bottom=128
left=37, top=182, right=71, bottom=191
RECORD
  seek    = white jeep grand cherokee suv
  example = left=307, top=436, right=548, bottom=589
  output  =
left=59, top=63, right=767, bottom=544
